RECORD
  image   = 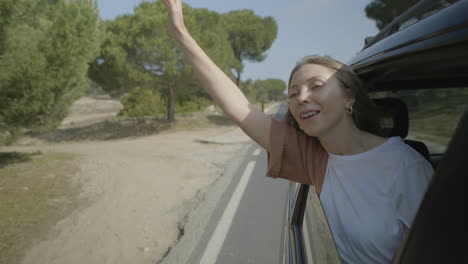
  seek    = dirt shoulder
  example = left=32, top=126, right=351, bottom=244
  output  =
left=0, top=96, right=251, bottom=264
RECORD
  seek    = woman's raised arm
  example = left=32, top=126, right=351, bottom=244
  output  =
left=162, top=0, right=272, bottom=150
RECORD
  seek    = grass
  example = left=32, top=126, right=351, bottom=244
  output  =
left=0, top=152, right=81, bottom=264
left=164, top=112, right=235, bottom=133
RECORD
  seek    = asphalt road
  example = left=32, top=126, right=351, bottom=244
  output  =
left=205, top=145, right=290, bottom=264
left=195, top=104, right=291, bottom=264
left=159, top=104, right=291, bottom=264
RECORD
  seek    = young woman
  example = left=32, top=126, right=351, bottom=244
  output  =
left=161, top=0, right=434, bottom=263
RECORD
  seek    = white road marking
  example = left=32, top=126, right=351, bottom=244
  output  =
left=253, top=148, right=261, bottom=156
left=199, top=160, right=256, bottom=264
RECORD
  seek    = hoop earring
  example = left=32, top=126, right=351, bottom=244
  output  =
left=345, top=105, right=354, bottom=115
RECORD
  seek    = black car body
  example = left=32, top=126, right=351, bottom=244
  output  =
left=282, top=0, right=468, bottom=263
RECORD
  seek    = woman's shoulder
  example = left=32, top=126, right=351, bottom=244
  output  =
left=383, top=136, right=433, bottom=170
left=271, top=118, right=319, bottom=141
left=269, top=117, right=325, bottom=155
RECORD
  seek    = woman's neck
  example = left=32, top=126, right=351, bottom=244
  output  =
left=318, top=123, right=386, bottom=156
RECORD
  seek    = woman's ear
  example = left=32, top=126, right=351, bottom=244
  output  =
left=345, top=94, right=355, bottom=108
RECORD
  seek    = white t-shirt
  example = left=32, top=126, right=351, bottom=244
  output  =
left=320, top=136, right=434, bottom=264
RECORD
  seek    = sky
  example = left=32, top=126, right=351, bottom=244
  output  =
left=96, top=0, right=380, bottom=83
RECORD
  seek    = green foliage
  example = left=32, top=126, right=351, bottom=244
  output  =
left=365, top=0, right=419, bottom=30
left=118, top=88, right=166, bottom=118
left=221, top=10, right=278, bottom=85
left=0, top=0, right=102, bottom=139
left=255, top=79, right=286, bottom=102
left=119, top=87, right=212, bottom=118
left=242, top=78, right=286, bottom=103
left=89, top=1, right=238, bottom=121
left=176, top=98, right=212, bottom=114
left=88, top=19, right=135, bottom=96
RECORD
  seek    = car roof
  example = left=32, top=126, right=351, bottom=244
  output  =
left=348, top=0, right=468, bottom=92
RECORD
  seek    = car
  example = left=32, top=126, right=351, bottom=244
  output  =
left=281, top=0, right=468, bottom=263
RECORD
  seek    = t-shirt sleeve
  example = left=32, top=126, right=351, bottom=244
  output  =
left=393, top=159, right=434, bottom=229
left=266, top=118, right=327, bottom=186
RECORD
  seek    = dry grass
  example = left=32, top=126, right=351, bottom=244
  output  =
left=0, top=152, right=81, bottom=264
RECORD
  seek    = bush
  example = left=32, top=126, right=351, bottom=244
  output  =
left=176, top=98, right=212, bottom=114
left=118, top=88, right=165, bottom=118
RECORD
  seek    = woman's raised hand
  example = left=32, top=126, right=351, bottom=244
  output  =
left=161, top=0, right=187, bottom=40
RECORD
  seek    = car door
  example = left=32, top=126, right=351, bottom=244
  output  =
left=282, top=182, right=341, bottom=264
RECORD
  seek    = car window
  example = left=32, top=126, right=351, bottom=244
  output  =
left=371, top=87, right=468, bottom=154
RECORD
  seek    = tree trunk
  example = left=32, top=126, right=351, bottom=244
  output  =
left=167, top=86, right=175, bottom=122
left=235, top=69, right=241, bottom=87
left=234, top=51, right=243, bottom=87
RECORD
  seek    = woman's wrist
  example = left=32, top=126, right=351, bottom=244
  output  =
left=173, top=26, right=190, bottom=43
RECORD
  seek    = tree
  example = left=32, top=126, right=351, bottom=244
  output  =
left=118, top=87, right=166, bottom=118
left=88, top=17, right=139, bottom=96
left=0, top=0, right=102, bottom=141
left=221, top=10, right=278, bottom=86
left=242, top=78, right=285, bottom=111
left=365, top=0, right=419, bottom=30
left=241, top=78, right=256, bottom=102
left=256, top=79, right=286, bottom=102
left=89, top=1, right=237, bottom=122
left=174, top=7, right=238, bottom=108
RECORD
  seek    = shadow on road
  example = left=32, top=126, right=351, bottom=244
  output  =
left=0, top=152, right=41, bottom=168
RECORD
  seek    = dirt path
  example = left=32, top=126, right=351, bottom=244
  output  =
left=3, top=97, right=248, bottom=264
left=15, top=130, right=243, bottom=264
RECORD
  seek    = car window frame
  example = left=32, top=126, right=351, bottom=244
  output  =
left=284, top=182, right=341, bottom=264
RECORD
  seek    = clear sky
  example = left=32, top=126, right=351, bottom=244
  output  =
left=96, top=0, right=379, bottom=83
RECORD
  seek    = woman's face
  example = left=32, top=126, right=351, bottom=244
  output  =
left=287, top=64, right=353, bottom=137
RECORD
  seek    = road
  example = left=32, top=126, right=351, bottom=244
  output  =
left=160, top=104, right=291, bottom=264
left=195, top=144, right=289, bottom=264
